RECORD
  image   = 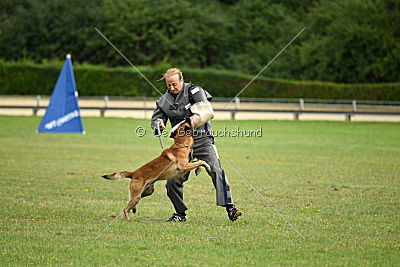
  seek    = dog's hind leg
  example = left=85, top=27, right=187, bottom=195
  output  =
left=124, top=195, right=140, bottom=220
left=141, top=182, right=155, bottom=198
left=124, top=180, right=145, bottom=220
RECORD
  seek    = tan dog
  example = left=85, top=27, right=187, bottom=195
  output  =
left=102, top=120, right=210, bottom=219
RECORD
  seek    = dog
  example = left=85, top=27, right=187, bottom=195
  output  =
left=102, top=118, right=211, bottom=219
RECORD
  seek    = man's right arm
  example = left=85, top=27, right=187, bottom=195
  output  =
left=151, top=102, right=168, bottom=134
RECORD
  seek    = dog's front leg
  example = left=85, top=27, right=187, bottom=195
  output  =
left=179, top=160, right=211, bottom=174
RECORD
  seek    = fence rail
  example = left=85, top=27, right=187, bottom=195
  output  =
left=1, top=95, right=400, bottom=121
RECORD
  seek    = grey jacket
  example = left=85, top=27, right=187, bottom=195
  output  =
left=151, top=82, right=213, bottom=141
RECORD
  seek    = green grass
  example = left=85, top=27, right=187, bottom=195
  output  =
left=0, top=116, right=399, bottom=266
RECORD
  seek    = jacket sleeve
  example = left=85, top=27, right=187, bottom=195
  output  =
left=150, top=101, right=168, bottom=134
left=189, top=84, right=212, bottom=104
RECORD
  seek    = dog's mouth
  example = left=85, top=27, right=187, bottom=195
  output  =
left=170, top=119, right=193, bottom=138
left=171, top=125, right=192, bottom=138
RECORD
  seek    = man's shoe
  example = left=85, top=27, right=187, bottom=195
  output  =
left=227, top=206, right=242, bottom=221
left=165, top=213, right=187, bottom=222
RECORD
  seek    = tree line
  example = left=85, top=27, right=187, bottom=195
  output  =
left=0, top=0, right=399, bottom=83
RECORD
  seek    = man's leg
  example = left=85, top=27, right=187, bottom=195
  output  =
left=193, top=138, right=242, bottom=221
left=165, top=172, right=190, bottom=222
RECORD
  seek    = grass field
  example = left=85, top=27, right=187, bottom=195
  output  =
left=0, top=116, right=399, bottom=266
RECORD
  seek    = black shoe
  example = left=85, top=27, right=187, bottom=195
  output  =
left=227, top=206, right=242, bottom=221
left=165, top=213, right=187, bottom=222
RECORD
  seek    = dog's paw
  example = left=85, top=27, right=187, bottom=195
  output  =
left=123, top=209, right=130, bottom=220
left=201, top=161, right=211, bottom=173
left=195, top=166, right=202, bottom=176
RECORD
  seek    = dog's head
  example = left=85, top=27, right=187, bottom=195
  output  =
left=170, top=118, right=194, bottom=146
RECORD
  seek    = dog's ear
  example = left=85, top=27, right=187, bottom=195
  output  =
left=184, top=117, right=192, bottom=125
left=170, top=130, right=177, bottom=138
left=184, top=125, right=191, bottom=133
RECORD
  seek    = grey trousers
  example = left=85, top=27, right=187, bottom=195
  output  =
left=166, top=137, right=234, bottom=214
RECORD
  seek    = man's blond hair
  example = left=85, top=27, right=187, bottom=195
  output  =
left=161, top=68, right=183, bottom=81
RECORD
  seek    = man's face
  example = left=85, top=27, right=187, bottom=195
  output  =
left=166, top=74, right=183, bottom=95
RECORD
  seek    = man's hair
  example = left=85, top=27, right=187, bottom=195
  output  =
left=161, top=68, right=183, bottom=81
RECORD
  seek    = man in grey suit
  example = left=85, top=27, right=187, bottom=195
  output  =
left=151, top=68, right=242, bottom=222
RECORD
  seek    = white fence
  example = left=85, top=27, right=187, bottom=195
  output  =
left=1, top=95, right=400, bottom=122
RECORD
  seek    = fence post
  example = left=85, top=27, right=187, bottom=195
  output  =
left=231, top=111, right=236, bottom=120
left=299, top=98, right=304, bottom=111
left=33, top=95, right=40, bottom=115
left=235, top=97, right=240, bottom=109
left=295, top=98, right=304, bottom=120
left=230, top=97, right=240, bottom=120
left=104, top=96, right=109, bottom=108
left=352, top=100, right=356, bottom=112
left=101, top=96, right=109, bottom=117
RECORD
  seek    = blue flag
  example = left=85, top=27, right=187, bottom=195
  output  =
left=38, top=55, right=85, bottom=134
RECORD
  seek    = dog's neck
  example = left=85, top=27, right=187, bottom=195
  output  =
left=173, top=142, right=191, bottom=149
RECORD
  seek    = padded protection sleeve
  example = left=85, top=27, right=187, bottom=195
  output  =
left=190, top=101, right=215, bottom=129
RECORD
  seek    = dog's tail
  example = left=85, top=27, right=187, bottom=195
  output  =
left=102, top=171, right=132, bottom=180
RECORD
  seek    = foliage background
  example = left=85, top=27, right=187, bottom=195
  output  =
left=1, top=61, right=400, bottom=100
left=1, top=0, right=399, bottom=84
